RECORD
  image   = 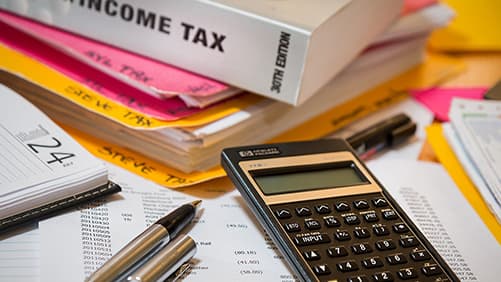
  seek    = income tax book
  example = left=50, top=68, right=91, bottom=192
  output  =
left=0, top=0, right=403, bottom=105
left=0, top=84, right=121, bottom=231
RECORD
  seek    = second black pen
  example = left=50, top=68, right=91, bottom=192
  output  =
left=346, top=113, right=416, bottom=160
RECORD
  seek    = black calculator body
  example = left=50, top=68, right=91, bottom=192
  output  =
left=221, top=139, right=458, bottom=282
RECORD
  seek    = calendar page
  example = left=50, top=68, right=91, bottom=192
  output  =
left=0, top=84, right=107, bottom=218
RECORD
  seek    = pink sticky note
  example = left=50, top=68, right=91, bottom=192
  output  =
left=411, top=87, right=487, bottom=121
left=402, top=0, right=437, bottom=15
left=0, top=10, right=232, bottom=98
left=0, top=20, right=205, bottom=121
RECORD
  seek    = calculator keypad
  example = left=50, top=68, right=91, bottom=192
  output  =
left=271, top=192, right=451, bottom=282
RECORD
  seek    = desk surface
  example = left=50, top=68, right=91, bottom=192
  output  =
left=440, top=51, right=501, bottom=87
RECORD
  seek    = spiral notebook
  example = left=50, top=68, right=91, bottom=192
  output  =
left=0, top=84, right=121, bottom=232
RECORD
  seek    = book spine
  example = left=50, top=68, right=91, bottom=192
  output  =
left=0, top=0, right=310, bottom=104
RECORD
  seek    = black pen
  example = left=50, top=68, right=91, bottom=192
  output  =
left=86, top=200, right=201, bottom=282
left=346, top=113, right=416, bottom=160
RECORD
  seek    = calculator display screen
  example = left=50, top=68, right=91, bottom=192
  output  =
left=252, top=163, right=368, bottom=195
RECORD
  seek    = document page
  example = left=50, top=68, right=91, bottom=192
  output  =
left=39, top=164, right=298, bottom=282
left=442, top=122, right=501, bottom=222
left=0, top=225, right=39, bottom=282
left=368, top=159, right=501, bottom=281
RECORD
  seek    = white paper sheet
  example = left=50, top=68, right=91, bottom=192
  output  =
left=368, top=159, right=501, bottom=281
left=39, top=164, right=298, bottom=282
left=0, top=225, right=39, bottom=282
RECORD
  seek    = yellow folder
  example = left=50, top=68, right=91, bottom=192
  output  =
left=429, top=0, right=501, bottom=51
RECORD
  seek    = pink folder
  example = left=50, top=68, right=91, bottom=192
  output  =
left=0, top=10, right=235, bottom=100
left=0, top=19, right=209, bottom=121
left=412, top=87, right=486, bottom=121
left=403, top=0, right=437, bottom=15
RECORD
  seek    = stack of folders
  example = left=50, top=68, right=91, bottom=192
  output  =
left=0, top=1, right=454, bottom=174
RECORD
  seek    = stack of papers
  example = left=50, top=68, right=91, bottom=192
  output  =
left=0, top=3, right=455, bottom=178
left=446, top=98, right=501, bottom=223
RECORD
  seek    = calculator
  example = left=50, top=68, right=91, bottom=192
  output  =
left=221, top=139, right=459, bottom=282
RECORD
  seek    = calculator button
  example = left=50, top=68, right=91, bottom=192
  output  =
left=303, top=250, right=321, bottom=261
left=362, top=211, right=379, bottom=222
left=335, top=201, right=351, bottom=212
left=336, top=260, right=359, bottom=272
left=421, top=264, right=442, bottom=276
left=293, top=232, right=331, bottom=246
left=375, top=239, right=396, bottom=251
left=315, top=204, right=331, bottom=214
left=295, top=207, right=312, bottom=216
left=386, top=253, right=407, bottom=265
left=351, top=242, right=372, bottom=254
left=354, top=227, right=371, bottom=238
left=343, top=214, right=360, bottom=225
left=372, top=198, right=388, bottom=207
left=284, top=222, right=301, bottom=232
left=381, top=209, right=398, bottom=220
left=353, top=199, right=369, bottom=209
left=392, top=222, right=409, bottom=233
left=347, top=275, right=369, bottom=282
left=334, top=229, right=351, bottom=241
left=304, top=219, right=321, bottom=230
left=410, top=249, right=431, bottom=261
left=372, top=271, right=394, bottom=281
left=275, top=209, right=292, bottom=219
left=399, top=236, right=419, bottom=248
left=327, top=246, right=348, bottom=257
left=397, top=267, right=418, bottom=280
left=373, top=224, right=390, bottom=236
left=323, top=216, right=341, bottom=227
left=313, top=264, right=331, bottom=276
left=361, top=256, right=384, bottom=268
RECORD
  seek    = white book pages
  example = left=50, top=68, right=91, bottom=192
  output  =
left=374, top=3, right=454, bottom=44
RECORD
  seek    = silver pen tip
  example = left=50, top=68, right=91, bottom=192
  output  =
left=191, top=200, right=202, bottom=208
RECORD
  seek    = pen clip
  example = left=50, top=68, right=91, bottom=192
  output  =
left=165, top=261, right=192, bottom=282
